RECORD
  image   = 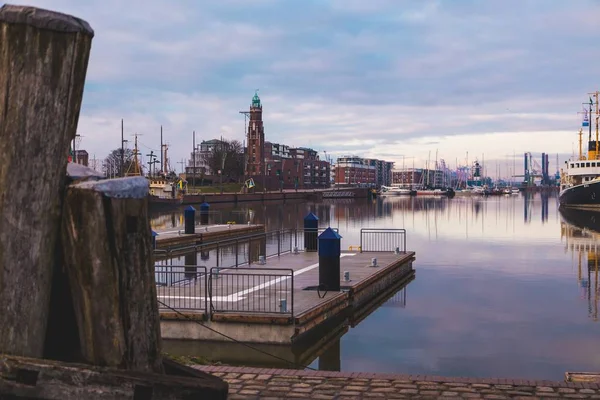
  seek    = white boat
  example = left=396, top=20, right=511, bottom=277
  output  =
left=380, top=185, right=415, bottom=196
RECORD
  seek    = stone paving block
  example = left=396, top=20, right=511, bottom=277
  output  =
left=421, top=390, right=442, bottom=396
left=312, top=395, right=336, bottom=400
left=580, top=389, right=598, bottom=394
left=239, top=374, right=257, bottom=380
left=537, top=387, right=556, bottom=392
left=345, top=385, right=369, bottom=391
left=291, top=383, right=312, bottom=388
left=442, top=391, right=461, bottom=396
left=482, top=395, right=509, bottom=399
left=256, top=374, right=272, bottom=380
left=339, top=390, right=362, bottom=396
left=238, top=389, right=260, bottom=396
left=461, top=393, right=483, bottom=398
left=563, top=395, right=590, bottom=399
left=399, top=388, right=419, bottom=395
left=559, top=388, right=578, bottom=394
left=371, top=381, right=393, bottom=387
left=506, top=390, right=536, bottom=396
left=394, top=383, right=418, bottom=388
left=372, top=387, right=398, bottom=393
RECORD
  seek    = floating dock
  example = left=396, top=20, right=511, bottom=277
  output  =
left=154, top=224, right=264, bottom=252
left=158, top=250, right=415, bottom=345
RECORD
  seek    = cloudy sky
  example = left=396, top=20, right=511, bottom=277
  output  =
left=8, top=0, right=600, bottom=176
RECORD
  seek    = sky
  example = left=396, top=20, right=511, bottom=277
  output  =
left=6, top=0, right=600, bottom=177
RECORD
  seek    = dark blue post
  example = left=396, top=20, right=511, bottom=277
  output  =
left=318, top=227, right=342, bottom=291
left=303, top=212, right=319, bottom=252
left=151, top=230, right=158, bottom=250
left=184, top=205, right=196, bottom=234
left=200, top=202, right=210, bottom=225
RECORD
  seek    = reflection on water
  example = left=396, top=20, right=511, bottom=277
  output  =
left=151, top=193, right=600, bottom=380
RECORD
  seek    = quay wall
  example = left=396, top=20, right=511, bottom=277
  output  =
left=181, top=188, right=371, bottom=206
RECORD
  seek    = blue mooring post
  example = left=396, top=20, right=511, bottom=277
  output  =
left=303, top=212, right=319, bottom=252
left=184, top=205, right=196, bottom=234
left=200, top=202, right=210, bottom=225
left=318, top=227, right=342, bottom=291
left=151, top=230, right=158, bottom=250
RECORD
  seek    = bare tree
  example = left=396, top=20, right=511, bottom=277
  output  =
left=103, top=148, right=135, bottom=178
left=204, top=139, right=244, bottom=182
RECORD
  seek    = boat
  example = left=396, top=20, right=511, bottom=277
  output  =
left=559, top=92, right=600, bottom=208
left=148, top=175, right=186, bottom=208
left=380, top=185, right=416, bottom=196
left=416, top=187, right=455, bottom=198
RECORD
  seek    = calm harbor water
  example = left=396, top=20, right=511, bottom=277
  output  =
left=151, top=193, right=600, bottom=381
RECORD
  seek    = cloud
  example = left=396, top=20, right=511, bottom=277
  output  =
left=5, top=0, right=600, bottom=175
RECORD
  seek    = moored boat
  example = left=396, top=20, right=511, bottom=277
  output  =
left=380, top=185, right=416, bottom=196
left=559, top=91, right=600, bottom=208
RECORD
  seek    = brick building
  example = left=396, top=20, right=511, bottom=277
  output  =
left=264, top=143, right=330, bottom=189
left=334, top=156, right=393, bottom=187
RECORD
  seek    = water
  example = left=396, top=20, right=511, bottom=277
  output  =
left=151, top=193, right=600, bottom=380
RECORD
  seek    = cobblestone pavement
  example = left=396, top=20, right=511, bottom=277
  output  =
left=196, top=366, right=600, bottom=399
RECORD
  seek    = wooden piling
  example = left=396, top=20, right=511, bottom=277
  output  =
left=0, top=4, right=94, bottom=358
left=61, top=177, right=164, bottom=373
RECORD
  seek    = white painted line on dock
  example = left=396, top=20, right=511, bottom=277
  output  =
left=158, top=253, right=357, bottom=303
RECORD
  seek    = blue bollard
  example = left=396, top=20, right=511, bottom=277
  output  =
left=318, top=227, right=342, bottom=291
left=200, top=202, right=210, bottom=226
left=303, top=212, right=319, bottom=252
left=151, top=230, right=158, bottom=249
left=184, top=205, right=196, bottom=234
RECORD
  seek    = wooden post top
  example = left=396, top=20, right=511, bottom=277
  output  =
left=0, top=4, right=94, bottom=37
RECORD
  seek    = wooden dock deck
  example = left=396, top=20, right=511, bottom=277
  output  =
left=154, top=223, right=265, bottom=251
left=159, top=250, right=415, bottom=344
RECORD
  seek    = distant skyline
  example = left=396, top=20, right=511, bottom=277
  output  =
left=8, top=0, right=600, bottom=177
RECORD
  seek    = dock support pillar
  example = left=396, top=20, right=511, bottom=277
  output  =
left=318, top=227, right=342, bottom=291
left=184, top=205, right=196, bottom=234
left=200, top=202, right=210, bottom=225
left=303, top=212, right=319, bottom=252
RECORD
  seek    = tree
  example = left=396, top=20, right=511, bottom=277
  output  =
left=204, top=139, right=245, bottom=182
left=103, top=148, right=135, bottom=178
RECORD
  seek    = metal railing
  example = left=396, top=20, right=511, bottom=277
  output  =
left=155, top=227, right=339, bottom=262
left=155, top=265, right=208, bottom=312
left=359, top=228, right=406, bottom=253
left=208, top=267, right=294, bottom=315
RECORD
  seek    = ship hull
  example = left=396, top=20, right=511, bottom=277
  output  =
left=148, top=195, right=183, bottom=210
left=559, top=180, right=600, bottom=207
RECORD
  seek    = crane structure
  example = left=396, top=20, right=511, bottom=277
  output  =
left=512, top=152, right=553, bottom=186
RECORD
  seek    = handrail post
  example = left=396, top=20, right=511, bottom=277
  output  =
left=277, top=230, right=281, bottom=257
left=216, top=243, right=219, bottom=267
left=290, top=270, right=294, bottom=319
left=235, top=239, right=239, bottom=267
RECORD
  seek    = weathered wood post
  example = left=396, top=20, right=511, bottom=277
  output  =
left=61, top=177, right=164, bottom=373
left=0, top=4, right=94, bottom=358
